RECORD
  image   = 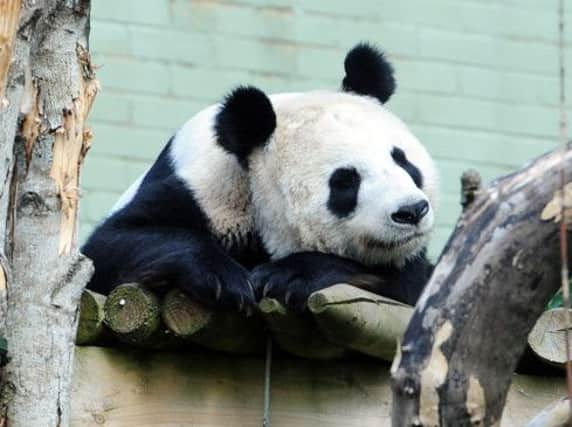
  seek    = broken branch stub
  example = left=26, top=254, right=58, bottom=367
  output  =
left=392, top=143, right=571, bottom=426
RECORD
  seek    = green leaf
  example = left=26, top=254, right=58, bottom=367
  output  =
left=547, top=278, right=572, bottom=309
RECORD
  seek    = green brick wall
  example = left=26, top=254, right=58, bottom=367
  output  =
left=82, top=0, right=565, bottom=259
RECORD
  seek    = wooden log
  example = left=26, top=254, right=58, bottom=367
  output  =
left=258, top=298, right=347, bottom=359
left=75, top=290, right=112, bottom=346
left=104, top=283, right=179, bottom=348
left=528, top=308, right=570, bottom=368
left=161, top=288, right=265, bottom=354
left=307, top=284, right=412, bottom=361
left=161, top=288, right=212, bottom=336
left=391, top=143, right=571, bottom=426
left=525, top=398, right=570, bottom=427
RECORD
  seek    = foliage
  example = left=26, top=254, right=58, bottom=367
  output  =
left=547, top=278, right=572, bottom=309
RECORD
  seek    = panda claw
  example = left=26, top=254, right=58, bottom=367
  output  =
left=214, top=277, right=223, bottom=301
left=284, top=290, right=292, bottom=305
left=261, top=282, right=271, bottom=298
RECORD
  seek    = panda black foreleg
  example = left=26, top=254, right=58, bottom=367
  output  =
left=83, top=226, right=255, bottom=312
left=249, top=250, right=434, bottom=311
left=250, top=252, right=371, bottom=312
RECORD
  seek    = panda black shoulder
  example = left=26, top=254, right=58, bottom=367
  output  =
left=342, top=43, right=396, bottom=104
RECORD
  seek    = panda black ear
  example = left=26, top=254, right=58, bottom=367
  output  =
left=214, top=86, right=276, bottom=166
left=342, top=43, right=396, bottom=104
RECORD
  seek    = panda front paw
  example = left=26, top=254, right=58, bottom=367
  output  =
left=250, top=252, right=366, bottom=312
left=250, top=263, right=313, bottom=312
left=183, top=256, right=256, bottom=313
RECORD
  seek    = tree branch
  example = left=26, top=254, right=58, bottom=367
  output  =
left=392, top=143, right=571, bottom=426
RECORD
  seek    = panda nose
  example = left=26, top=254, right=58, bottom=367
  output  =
left=391, top=200, right=429, bottom=225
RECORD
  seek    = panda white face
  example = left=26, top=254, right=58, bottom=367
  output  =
left=249, top=91, right=438, bottom=266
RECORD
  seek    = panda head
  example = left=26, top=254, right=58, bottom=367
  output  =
left=215, top=43, right=438, bottom=266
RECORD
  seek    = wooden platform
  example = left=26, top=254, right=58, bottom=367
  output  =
left=71, top=346, right=566, bottom=427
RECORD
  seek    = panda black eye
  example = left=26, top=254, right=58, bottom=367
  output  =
left=329, top=167, right=360, bottom=190
left=327, top=167, right=361, bottom=218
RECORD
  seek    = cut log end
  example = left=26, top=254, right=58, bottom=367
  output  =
left=104, top=283, right=160, bottom=341
left=75, top=289, right=108, bottom=345
left=161, top=289, right=212, bottom=337
left=528, top=308, right=570, bottom=367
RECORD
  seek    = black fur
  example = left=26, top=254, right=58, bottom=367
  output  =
left=342, top=43, right=396, bottom=104
left=251, top=251, right=433, bottom=312
left=391, top=146, right=423, bottom=188
left=214, top=86, right=276, bottom=167
left=327, top=167, right=361, bottom=218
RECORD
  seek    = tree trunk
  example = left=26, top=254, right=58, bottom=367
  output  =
left=0, top=1, right=96, bottom=426
left=391, top=143, right=571, bottom=426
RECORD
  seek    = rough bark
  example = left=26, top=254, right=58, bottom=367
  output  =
left=0, top=1, right=96, bottom=426
left=391, top=143, right=571, bottom=426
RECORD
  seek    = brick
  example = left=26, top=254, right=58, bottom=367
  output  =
left=171, top=66, right=251, bottom=100
left=130, top=27, right=212, bottom=65
left=81, top=155, right=140, bottom=192
left=92, top=0, right=170, bottom=26
left=387, top=92, right=419, bottom=123
left=411, top=125, right=558, bottom=167
left=78, top=221, right=96, bottom=245
left=416, top=94, right=559, bottom=138
left=90, top=20, right=131, bottom=55
left=435, top=158, right=513, bottom=194
left=173, top=1, right=293, bottom=41
left=131, top=95, right=205, bottom=130
left=90, top=93, right=131, bottom=124
left=291, top=0, right=388, bottom=19
left=97, top=57, right=171, bottom=95
left=435, top=194, right=461, bottom=227
left=89, top=122, right=168, bottom=161
left=81, top=190, right=122, bottom=223
left=459, top=67, right=557, bottom=106
left=419, top=29, right=497, bottom=68
left=295, top=46, right=342, bottom=80
left=393, top=59, right=458, bottom=94
left=212, top=37, right=297, bottom=75
left=428, top=225, right=455, bottom=259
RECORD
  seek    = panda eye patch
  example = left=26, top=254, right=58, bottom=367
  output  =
left=327, top=167, right=361, bottom=218
left=391, top=147, right=423, bottom=188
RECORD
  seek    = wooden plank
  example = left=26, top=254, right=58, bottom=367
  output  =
left=71, top=347, right=566, bottom=427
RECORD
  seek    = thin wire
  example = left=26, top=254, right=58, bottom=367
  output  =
left=557, top=0, right=572, bottom=423
left=263, top=337, right=273, bottom=427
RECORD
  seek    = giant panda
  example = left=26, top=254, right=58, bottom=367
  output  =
left=82, top=43, right=438, bottom=312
